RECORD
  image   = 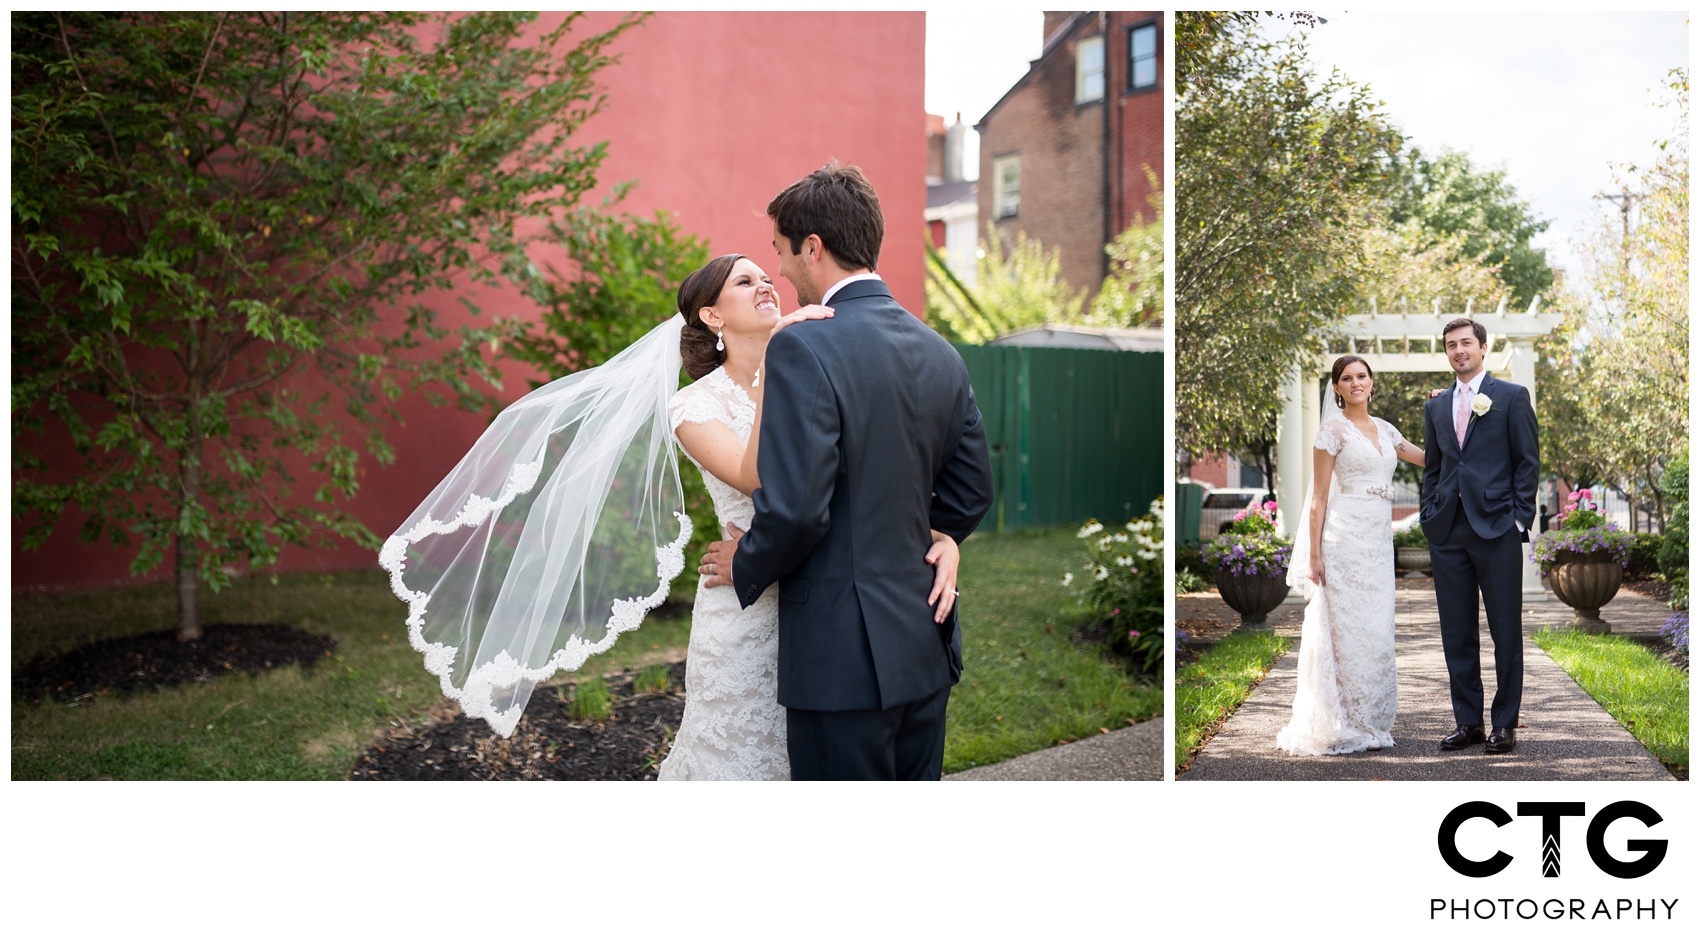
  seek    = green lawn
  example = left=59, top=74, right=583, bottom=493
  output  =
left=1174, top=630, right=1289, bottom=775
left=12, top=525, right=1156, bottom=779
left=945, top=526, right=1162, bottom=773
left=1534, top=627, right=1689, bottom=779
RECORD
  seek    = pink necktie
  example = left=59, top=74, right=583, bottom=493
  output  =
left=1454, top=385, right=1470, bottom=449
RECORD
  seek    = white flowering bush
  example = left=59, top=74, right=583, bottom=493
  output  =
left=1064, top=497, right=1164, bottom=672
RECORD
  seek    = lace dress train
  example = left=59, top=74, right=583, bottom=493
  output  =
left=656, top=367, right=789, bottom=780
left=1276, top=417, right=1403, bottom=756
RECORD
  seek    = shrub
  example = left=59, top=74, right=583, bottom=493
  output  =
left=1065, top=498, right=1164, bottom=672
left=1658, top=452, right=1688, bottom=607
left=1627, top=533, right=1665, bottom=581
left=1393, top=525, right=1429, bottom=549
left=1175, top=543, right=1211, bottom=594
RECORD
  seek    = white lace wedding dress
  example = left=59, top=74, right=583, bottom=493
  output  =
left=656, top=367, right=789, bottom=780
left=1275, top=415, right=1404, bottom=756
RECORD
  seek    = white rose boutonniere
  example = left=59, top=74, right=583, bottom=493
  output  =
left=1470, top=394, right=1493, bottom=419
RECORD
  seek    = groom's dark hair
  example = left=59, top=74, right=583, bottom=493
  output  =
left=1442, top=317, right=1487, bottom=347
left=767, top=162, right=882, bottom=271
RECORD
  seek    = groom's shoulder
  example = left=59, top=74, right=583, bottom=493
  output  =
left=1485, top=377, right=1531, bottom=400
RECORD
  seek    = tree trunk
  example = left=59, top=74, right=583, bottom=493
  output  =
left=176, top=435, right=203, bottom=642
left=1648, top=468, right=1668, bottom=535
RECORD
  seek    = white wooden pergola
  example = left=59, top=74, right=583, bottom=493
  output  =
left=1276, top=297, right=1564, bottom=596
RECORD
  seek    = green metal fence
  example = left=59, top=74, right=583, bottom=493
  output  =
left=953, top=344, right=1163, bottom=533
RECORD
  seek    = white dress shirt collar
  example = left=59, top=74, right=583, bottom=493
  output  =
left=821, top=272, right=882, bottom=306
left=1456, top=370, right=1487, bottom=396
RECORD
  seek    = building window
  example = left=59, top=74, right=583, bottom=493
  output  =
left=1128, top=22, right=1157, bottom=90
left=993, top=155, right=1020, bottom=219
left=1075, top=35, right=1104, bottom=103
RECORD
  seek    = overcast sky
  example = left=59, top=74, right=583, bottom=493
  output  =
left=924, top=9, right=1045, bottom=180
left=1272, top=10, right=1689, bottom=296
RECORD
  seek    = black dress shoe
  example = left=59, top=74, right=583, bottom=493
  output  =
left=1440, top=725, right=1485, bottom=750
left=1485, top=727, right=1517, bottom=754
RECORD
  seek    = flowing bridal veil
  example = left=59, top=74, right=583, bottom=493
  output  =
left=380, top=315, right=692, bottom=737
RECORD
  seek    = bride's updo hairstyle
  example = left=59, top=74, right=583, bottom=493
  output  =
left=1329, top=354, right=1374, bottom=408
left=677, top=253, right=746, bottom=380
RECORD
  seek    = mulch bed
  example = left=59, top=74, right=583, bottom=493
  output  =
left=1622, top=579, right=1675, bottom=605
left=13, top=623, right=336, bottom=703
left=349, top=661, right=687, bottom=781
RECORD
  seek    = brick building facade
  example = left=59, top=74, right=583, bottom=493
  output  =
left=975, top=11, right=1162, bottom=299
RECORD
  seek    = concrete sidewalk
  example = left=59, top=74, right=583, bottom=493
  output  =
left=946, top=717, right=1163, bottom=780
left=1179, top=583, right=1678, bottom=781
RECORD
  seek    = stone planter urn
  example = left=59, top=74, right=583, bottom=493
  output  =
left=1547, top=549, right=1624, bottom=633
left=1215, top=568, right=1288, bottom=630
left=1395, top=546, right=1432, bottom=578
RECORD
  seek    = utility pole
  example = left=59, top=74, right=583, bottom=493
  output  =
left=1597, top=189, right=1638, bottom=281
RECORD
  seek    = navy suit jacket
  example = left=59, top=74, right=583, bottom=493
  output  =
left=730, top=279, right=994, bottom=712
left=1419, top=373, right=1540, bottom=544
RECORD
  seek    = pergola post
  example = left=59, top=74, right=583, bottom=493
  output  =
left=1277, top=363, right=1307, bottom=538
left=1507, top=336, right=1545, bottom=596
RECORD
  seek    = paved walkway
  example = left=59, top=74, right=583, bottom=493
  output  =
left=1179, top=581, right=1678, bottom=781
left=946, top=717, right=1162, bottom=781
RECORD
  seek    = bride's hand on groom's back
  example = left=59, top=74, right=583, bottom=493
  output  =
left=926, top=531, right=960, bottom=624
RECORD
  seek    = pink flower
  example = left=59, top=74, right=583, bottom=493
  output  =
left=1128, top=630, right=1141, bottom=638
left=1112, top=608, right=1121, bottom=615
left=1232, top=509, right=1247, bottom=521
left=1263, top=501, right=1277, bottom=511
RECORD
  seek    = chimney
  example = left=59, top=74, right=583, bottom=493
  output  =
left=1043, top=11, right=1076, bottom=45
left=925, top=112, right=946, bottom=184
left=945, top=113, right=967, bottom=184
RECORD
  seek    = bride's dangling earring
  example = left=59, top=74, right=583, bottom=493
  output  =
left=715, top=329, right=724, bottom=353
left=1334, top=392, right=1345, bottom=409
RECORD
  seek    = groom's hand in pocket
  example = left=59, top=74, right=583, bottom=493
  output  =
left=700, top=524, right=744, bottom=588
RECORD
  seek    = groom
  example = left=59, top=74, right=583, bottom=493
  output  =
left=703, top=163, right=994, bottom=779
left=1419, top=317, right=1540, bottom=754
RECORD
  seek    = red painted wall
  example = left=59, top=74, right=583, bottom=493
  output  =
left=12, top=11, right=926, bottom=590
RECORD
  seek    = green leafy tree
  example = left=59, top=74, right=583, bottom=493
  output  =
left=926, top=224, right=1087, bottom=343
left=1538, top=70, right=1688, bottom=530
left=1090, top=182, right=1164, bottom=329
left=1175, top=10, right=1322, bottom=93
left=1175, top=14, right=1401, bottom=486
left=11, top=11, right=641, bottom=640
left=503, top=188, right=710, bottom=380
left=1387, top=147, right=1553, bottom=307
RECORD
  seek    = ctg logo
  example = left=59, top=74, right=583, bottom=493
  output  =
left=1439, top=800, right=1668, bottom=878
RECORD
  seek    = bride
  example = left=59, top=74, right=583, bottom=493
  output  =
left=1275, top=354, right=1426, bottom=756
left=380, top=253, right=959, bottom=779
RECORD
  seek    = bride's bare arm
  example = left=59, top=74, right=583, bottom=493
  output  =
left=1393, top=437, right=1426, bottom=468
left=675, top=419, right=759, bottom=496
left=1309, top=446, right=1335, bottom=586
left=676, top=305, right=834, bottom=499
